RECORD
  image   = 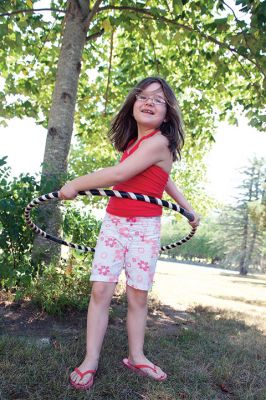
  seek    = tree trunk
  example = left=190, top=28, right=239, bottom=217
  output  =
left=239, top=211, right=249, bottom=276
left=245, top=225, right=258, bottom=271
left=31, top=0, right=90, bottom=265
left=245, top=170, right=261, bottom=270
left=239, top=171, right=254, bottom=275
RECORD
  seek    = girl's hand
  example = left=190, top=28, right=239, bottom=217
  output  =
left=189, top=212, right=200, bottom=228
left=59, top=182, right=78, bottom=200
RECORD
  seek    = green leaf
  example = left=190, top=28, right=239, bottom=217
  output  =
left=26, top=0, right=33, bottom=8
left=214, top=17, right=228, bottom=25
left=257, top=115, right=266, bottom=123
left=0, top=157, right=8, bottom=167
left=102, top=18, right=112, bottom=33
left=0, top=22, right=9, bottom=37
left=173, top=0, right=183, bottom=14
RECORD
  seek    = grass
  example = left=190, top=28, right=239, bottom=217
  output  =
left=1, top=305, right=265, bottom=399
left=152, top=261, right=266, bottom=332
left=1, top=264, right=266, bottom=400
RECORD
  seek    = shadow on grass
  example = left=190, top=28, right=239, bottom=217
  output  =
left=231, top=280, right=266, bottom=288
left=219, top=272, right=266, bottom=283
left=0, top=295, right=266, bottom=400
left=206, top=294, right=266, bottom=307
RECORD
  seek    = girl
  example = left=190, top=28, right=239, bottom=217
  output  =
left=59, top=77, right=200, bottom=390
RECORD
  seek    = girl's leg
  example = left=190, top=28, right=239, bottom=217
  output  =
left=70, top=281, right=117, bottom=385
left=126, top=284, right=166, bottom=379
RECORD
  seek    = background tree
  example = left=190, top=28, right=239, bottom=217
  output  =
left=218, top=157, right=265, bottom=275
left=0, top=0, right=265, bottom=265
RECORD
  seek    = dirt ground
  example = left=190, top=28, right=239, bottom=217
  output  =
left=1, top=261, right=265, bottom=340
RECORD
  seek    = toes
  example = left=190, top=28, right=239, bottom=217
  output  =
left=70, top=371, right=93, bottom=386
left=70, top=371, right=75, bottom=380
left=146, top=365, right=165, bottom=380
left=80, top=375, right=91, bottom=385
left=154, top=367, right=166, bottom=380
left=70, top=372, right=78, bottom=383
left=70, top=371, right=84, bottom=384
left=155, top=368, right=166, bottom=379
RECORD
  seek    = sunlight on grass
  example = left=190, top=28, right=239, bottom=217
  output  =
left=153, top=261, right=266, bottom=332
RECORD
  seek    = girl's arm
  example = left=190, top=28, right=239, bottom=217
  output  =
left=165, top=177, right=200, bottom=227
left=59, top=136, right=167, bottom=200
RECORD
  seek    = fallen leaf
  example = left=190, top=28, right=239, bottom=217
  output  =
left=219, top=383, right=229, bottom=393
left=177, top=392, right=189, bottom=399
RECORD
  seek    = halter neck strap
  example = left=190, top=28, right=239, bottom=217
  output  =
left=139, top=128, right=160, bottom=141
left=127, top=129, right=160, bottom=154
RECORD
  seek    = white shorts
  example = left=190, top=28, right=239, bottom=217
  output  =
left=90, top=213, right=161, bottom=291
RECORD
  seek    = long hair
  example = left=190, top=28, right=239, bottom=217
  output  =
left=108, top=77, right=185, bottom=161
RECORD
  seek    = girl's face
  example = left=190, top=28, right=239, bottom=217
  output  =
left=133, top=82, right=167, bottom=130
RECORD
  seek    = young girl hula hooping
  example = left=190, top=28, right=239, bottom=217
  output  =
left=59, top=77, right=200, bottom=390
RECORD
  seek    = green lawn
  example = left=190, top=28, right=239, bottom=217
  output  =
left=0, top=264, right=266, bottom=400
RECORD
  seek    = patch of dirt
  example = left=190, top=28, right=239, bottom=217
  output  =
left=0, top=299, right=86, bottom=338
left=0, top=295, right=194, bottom=340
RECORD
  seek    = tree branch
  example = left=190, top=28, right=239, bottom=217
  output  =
left=0, top=8, right=65, bottom=17
left=36, top=20, right=58, bottom=62
left=104, top=28, right=114, bottom=115
left=221, top=0, right=265, bottom=79
left=84, top=0, right=103, bottom=29
left=86, top=28, right=104, bottom=41
left=231, top=52, right=263, bottom=97
left=162, top=0, right=171, bottom=14
left=77, top=0, right=90, bottom=18
left=96, top=5, right=265, bottom=77
left=144, top=23, right=160, bottom=75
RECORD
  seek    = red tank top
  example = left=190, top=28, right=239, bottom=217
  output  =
left=106, top=130, right=169, bottom=217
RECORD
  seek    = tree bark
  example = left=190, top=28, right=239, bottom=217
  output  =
left=31, top=0, right=90, bottom=265
left=245, top=170, right=261, bottom=270
left=239, top=210, right=249, bottom=276
left=239, top=167, right=255, bottom=275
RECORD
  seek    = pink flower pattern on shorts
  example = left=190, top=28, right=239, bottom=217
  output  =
left=119, top=227, right=131, bottom=238
left=115, top=249, right=124, bottom=260
left=97, top=265, right=110, bottom=276
left=137, top=260, right=149, bottom=272
left=91, top=213, right=161, bottom=290
left=126, top=216, right=137, bottom=225
left=108, top=273, right=117, bottom=283
left=104, top=237, right=117, bottom=247
left=110, top=216, right=120, bottom=226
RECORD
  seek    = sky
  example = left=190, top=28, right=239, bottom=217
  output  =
left=204, top=119, right=265, bottom=203
left=1, top=116, right=265, bottom=205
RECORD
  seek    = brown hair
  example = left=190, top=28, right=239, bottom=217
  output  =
left=108, top=76, right=185, bottom=161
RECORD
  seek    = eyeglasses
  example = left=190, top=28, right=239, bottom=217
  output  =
left=135, top=94, right=166, bottom=105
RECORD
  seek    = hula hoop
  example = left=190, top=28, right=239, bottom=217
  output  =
left=24, top=189, right=197, bottom=253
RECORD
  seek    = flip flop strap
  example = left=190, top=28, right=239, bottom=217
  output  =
left=74, top=368, right=96, bottom=379
left=132, top=363, right=157, bottom=373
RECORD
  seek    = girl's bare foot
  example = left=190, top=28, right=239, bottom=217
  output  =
left=69, top=357, right=98, bottom=386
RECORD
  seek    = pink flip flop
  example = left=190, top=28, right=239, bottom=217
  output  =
left=69, top=367, right=97, bottom=390
left=122, top=358, right=167, bottom=381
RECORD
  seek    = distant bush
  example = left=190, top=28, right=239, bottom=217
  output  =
left=161, top=217, right=226, bottom=265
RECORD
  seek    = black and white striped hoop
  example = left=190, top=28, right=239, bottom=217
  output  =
left=24, top=189, right=197, bottom=253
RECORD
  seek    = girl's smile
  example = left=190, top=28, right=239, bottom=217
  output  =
left=133, top=82, right=167, bottom=130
